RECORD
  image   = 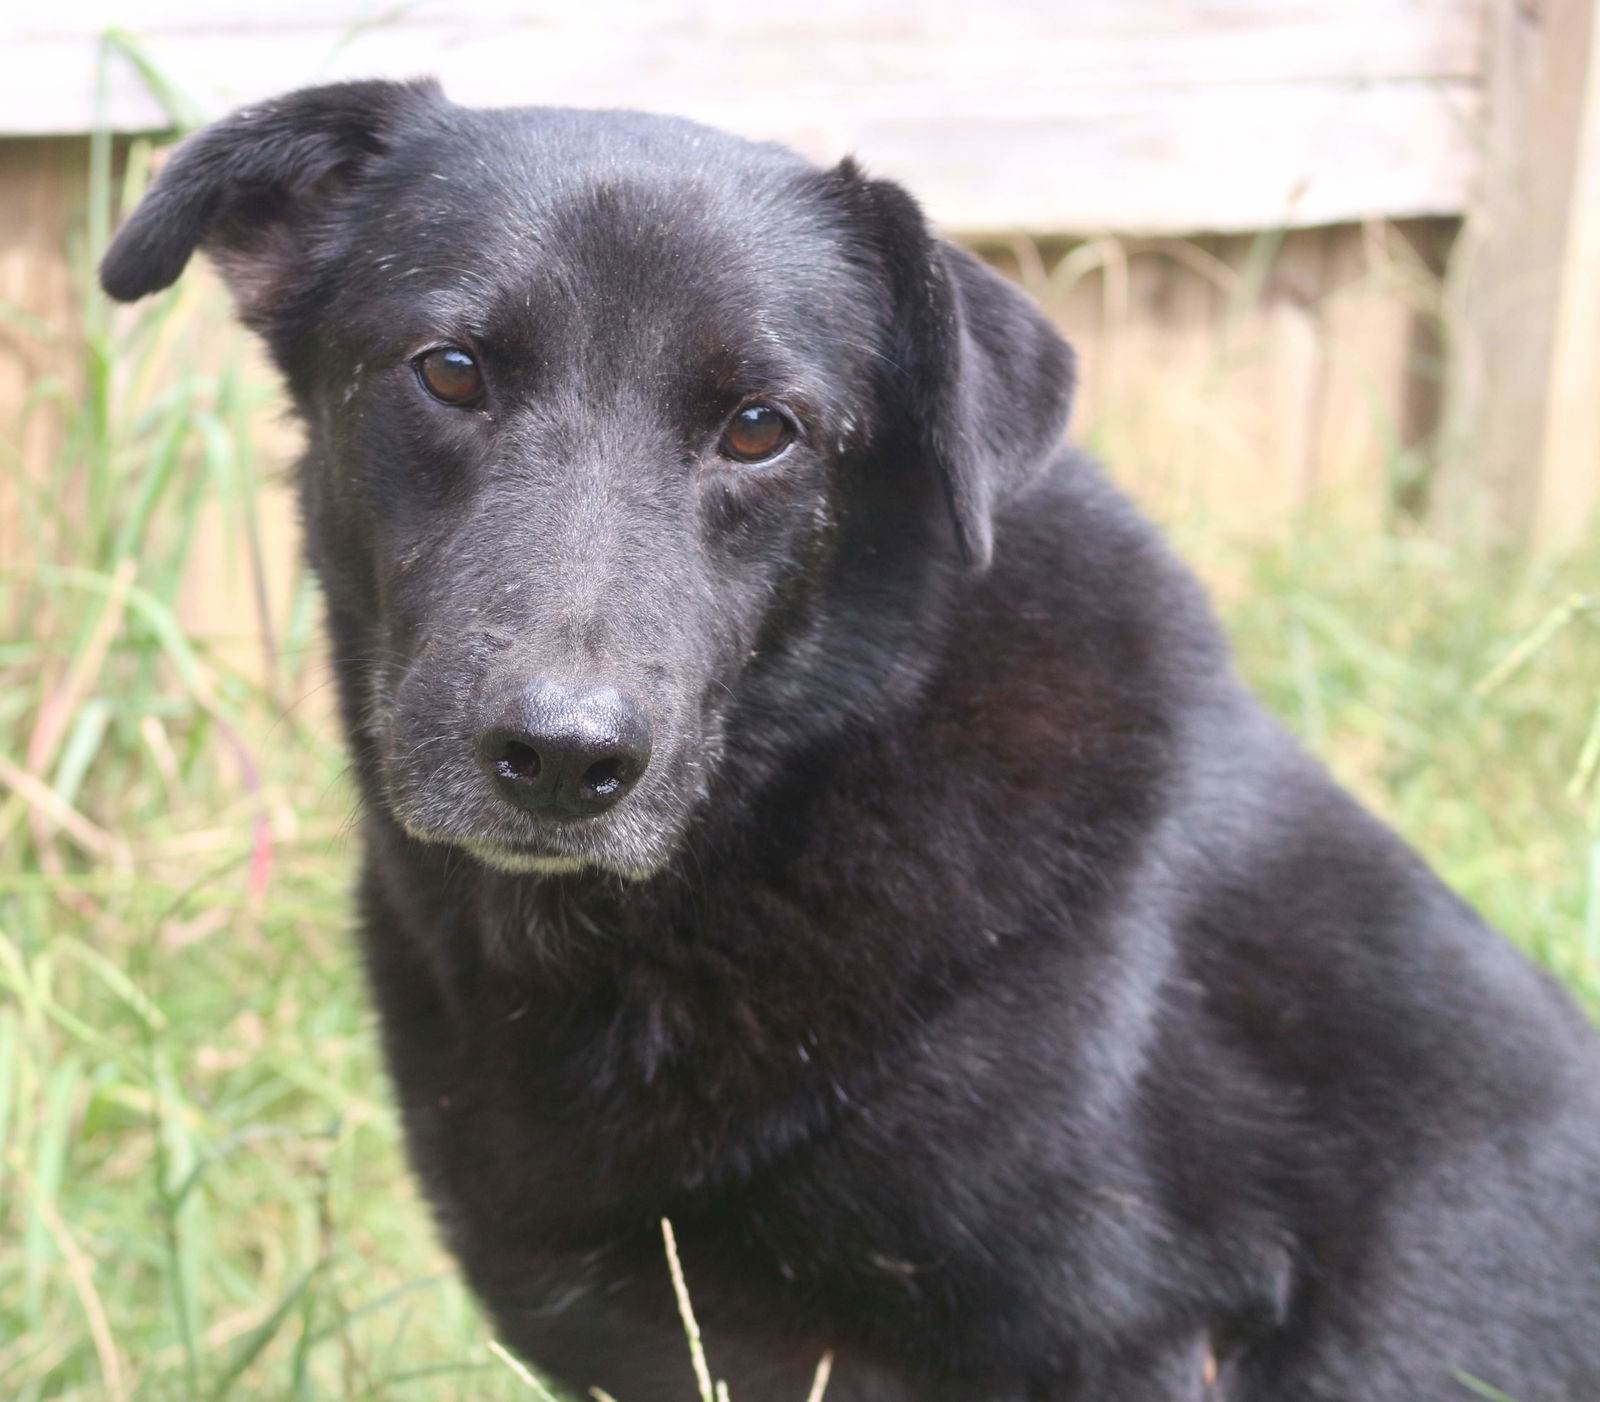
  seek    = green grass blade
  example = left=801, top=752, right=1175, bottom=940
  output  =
left=205, top=1261, right=327, bottom=1402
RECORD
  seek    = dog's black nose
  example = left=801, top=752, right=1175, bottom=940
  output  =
left=475, top=680, right=652, bottom=821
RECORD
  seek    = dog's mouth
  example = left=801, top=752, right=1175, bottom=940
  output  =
left=456, top=836, right=656, bottom=880
left=458, top=839, right=591, bottom=874
left=378, top=723, right=705, bottom=882
left=389, top=789, right=684, bottom=880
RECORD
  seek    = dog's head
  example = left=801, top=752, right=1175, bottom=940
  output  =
left=104, top=80, right=1075, bottom=878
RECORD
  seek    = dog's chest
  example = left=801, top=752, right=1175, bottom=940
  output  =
left=387, top=938, right=1196, bottom=1372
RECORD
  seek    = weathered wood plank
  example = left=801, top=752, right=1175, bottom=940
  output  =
left=8, top=0, right=1489, bottom=102
left=5, top=0, right=1484, bottom=231
left=0, top=139, right=85, bottom=595
left=975, top=222, right=1451, bottom=538
left=1533, top=0, right=1600, bottom=546
left=1440, top=0, right=1600, bottom=547
left=831, top=85, right=1479, bottom=232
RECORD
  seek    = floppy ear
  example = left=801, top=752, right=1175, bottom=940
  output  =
left=100, top=78, right=443, bottom=328
left=835, top=163, right=1076, bottom=570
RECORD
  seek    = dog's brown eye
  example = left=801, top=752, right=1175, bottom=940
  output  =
left=720, top=404, right=794, bottom=463
left=416, top=346, right=483, bottom=405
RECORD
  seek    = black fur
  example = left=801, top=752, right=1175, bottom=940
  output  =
left=104, top=82, right=1600, bottom=1401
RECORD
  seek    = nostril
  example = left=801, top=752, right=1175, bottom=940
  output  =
left=581, top=755, right=632, bottom=801
left=496, top=739, right=542, bottom=784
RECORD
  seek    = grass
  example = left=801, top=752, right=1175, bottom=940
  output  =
left=1, top=127, right=1597, bottom=1402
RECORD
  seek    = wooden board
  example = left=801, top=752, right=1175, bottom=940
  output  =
left=971, top=219, right=1454, bottom=538
left=1534, top=0, right=1600, bottom=547
left=0, top=139, right=87, bottom=598
left=1439, top=0, right=1600, bottom=548
left=2, top=0, right=1484, bottom=233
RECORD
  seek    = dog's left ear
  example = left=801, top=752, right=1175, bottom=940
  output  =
left=832, top=162, right=1077, bottom=570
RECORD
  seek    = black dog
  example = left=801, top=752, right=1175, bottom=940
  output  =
left=103, top=80, right=1600, bottom=1400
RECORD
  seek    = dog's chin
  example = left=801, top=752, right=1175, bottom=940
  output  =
left=458, top=839, right=661, bottom=881
left=389, top=803, right=678, bottom=882
left=461, top=843, right=594, bottom=875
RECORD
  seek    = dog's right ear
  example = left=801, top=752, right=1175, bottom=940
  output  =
left=824, top=160, right=1075, bottom=572
left=100, top=78, right=443, bottom=327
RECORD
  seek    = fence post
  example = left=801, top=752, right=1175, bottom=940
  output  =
left=1440, top=0, right=1600, bottom=550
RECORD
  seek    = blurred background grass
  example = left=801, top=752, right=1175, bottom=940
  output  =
left=2, top=96, right=1599, bottom=1402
